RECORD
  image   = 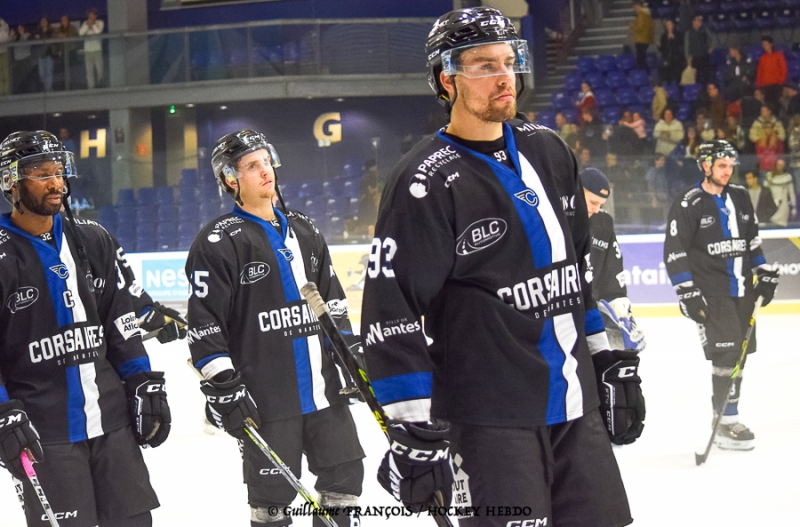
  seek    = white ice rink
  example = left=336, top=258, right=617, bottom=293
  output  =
left=3, top=313, right=799, bottom=526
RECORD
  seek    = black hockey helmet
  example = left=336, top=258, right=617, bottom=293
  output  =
left=425, top=7, right=531, bottom=106
left=211, top=129, right=281, bottom=199
left=0, top=130, right=77, bottom=206
left=696, top=139, right=739, bottom=172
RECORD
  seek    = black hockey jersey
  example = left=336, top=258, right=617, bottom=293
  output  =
left=664, top=182, right=766, bottom=297
left=112, top=237, right=155, bottom=318
left=185, top=207, right=354, bottom=423
left=0, top=214, right=151, bottom=445
left=361, top=121, right=609, bottom=428
left=589, top=210, right=627, bottom=302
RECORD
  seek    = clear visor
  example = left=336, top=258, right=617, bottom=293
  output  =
left=222, top=144, right=282, bottom=181
left=1, top=152, right=77, bottom=192
left=441, top=40, right=531, bottom=79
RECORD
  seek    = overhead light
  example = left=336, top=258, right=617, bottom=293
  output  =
left=88, top=114, right=96, bottom=119
left=220, top=105, right=227, bottom=110
left=53, top=112, right=62, bottom=117
left=186, top=103, right=195, bottom=108
left=169, top=105, right=177, bottom=114
left=336, top=98, right=344, bottom=102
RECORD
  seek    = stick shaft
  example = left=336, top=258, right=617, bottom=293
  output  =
left=20, top=451, right=60, bottom=527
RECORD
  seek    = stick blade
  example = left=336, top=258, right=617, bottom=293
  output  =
left=695, top=452, right=707, bottom=466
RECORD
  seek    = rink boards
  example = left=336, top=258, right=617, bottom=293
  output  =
left=125, top=229, right=800, bottom=324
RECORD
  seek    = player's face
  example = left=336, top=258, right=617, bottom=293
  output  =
left=451, top=43, right=517, bottom=123
left=709, top=157, right=734, bottom=187
left=15, top=161, right=66, bottom=216
left=232, top=149, right=276, bottom=203
left=583, top=188, right=607, bottom=218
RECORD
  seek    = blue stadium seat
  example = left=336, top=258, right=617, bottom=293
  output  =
left=789, top=60, right=800, bottom=81
left=638, top=85, right=655, bottom=104
left=710, top=48, right=728, bottom=69
left=577, top=56, right=597, bottom=75
left=616, top=54, right=636, bottom=72
left=720, top=0, right=739, bottom=12
left=118, top=189, right=135, bottom=206
left=627, top=69, right=650, bottom=88
left=747, top=44, right=764, bottom=63
left=682, top=84, right=702, bottom=102
left=732, top=11, right=754, bottom=31
left=552, top=91, right=573, bottom=110
left=341, top=179, right=359, bottom=198
left=564, top=72, right=582, bottom=92
left=605, top=69, right=628, bottom=89
left=137, top=187, right=157, bottom=204
left=299, top=180, right=324, bottom=198
left=537, top=110, right=556, bottom=129
left=594, top=88, right=615, bottom=108
left=562, top=108, right=578, bottom=124
left=777, top=8, right=800, bottom=26
left=323, top=178, right=345, bottom=197
left=626, top=105, right=647, bottom=119
left=676, top=103, right=692, bottom=122
left=346, top=196, right=359, bottom=217
left=754, top=10, right=778, bottom=29
left=695, top=0, right=718, bottom=15
left=602, top=106, right=621, bottom=123
left=157, top=186, right=175, bottom=205
left=646, top=52, right=659, bottom=70
left=708, top=13, right=732, bottom=32
left=596, top=55, right=617, bottom=72
left=738, top=0, right=758, bottom=9
left=664, top=83, right=681, bottom=101
left=326, top=197, right=349, bottom=217
left=303, top=197, right=325, bottom=219
left=584, top=70, right=606, bottom=89
left=181, top=168, right=198, bottom=186
left=342, top=161, right=362, bottom=179
left=615, top=86, right=636, bottom=106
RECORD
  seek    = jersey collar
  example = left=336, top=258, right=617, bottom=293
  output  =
left=231, top=205, right=288, bottom=239
left=0, top=212, right=64, bottom=254
left=437, top=122, right=522, bottom=177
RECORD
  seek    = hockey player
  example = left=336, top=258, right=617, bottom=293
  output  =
left=185, top=130, right=364, bottom=527
left=581, top=168, right=646, bottom=351
left=361, top=8, right=644, bottom=526
left=0, top=131, right=170, bottom=527
left=664, top=139, right=779, bottom=450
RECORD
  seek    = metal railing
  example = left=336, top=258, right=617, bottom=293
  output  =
left=0, top=17, right=434, bottom=95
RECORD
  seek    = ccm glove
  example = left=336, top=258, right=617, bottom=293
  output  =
left=200, top=371, right=260, bottom=440
left=139, top=302, right=188, bottom=343
left=378, top=419, right=453, bottom=513
left=592, top=350, right=645, bottom=445
left=0, top=400, right=44, bottom=480
left=676, top=286, right=707, bottom=323
left=125, top=371, right=171, bottom=448
left=754, top=268, right=779, bottom=307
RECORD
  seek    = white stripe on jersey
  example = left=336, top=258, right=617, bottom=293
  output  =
left=724, top=193, right=745, bottom=297
left=79, top=362, right=104, bottom=438
left=60, top=232, right=88, bottom=323
left=384, top=398, right=432, bottom=423
left=553, top=313, right=583, bottom=420
left=284, top=228, right=330, bottom=412
left=517, top=153, right=568, bottom=263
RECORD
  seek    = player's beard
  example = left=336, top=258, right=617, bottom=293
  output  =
left=460, top=81, right=517, bottom=123
left=17, top=181, right=64, bottom=216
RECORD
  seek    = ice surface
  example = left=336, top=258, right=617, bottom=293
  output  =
left=3, top=314, right=798, bottom=526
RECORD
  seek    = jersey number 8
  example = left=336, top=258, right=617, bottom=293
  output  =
left=368, top=237, right=397, bottom=279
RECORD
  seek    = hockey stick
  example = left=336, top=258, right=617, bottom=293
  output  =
left=185, top=360, right=337, bottom=527
left=695, top=296, right=762, bottom=466
left=300, top=282, right=454, bottom=527
left=20, top=450, right=60, bottom=527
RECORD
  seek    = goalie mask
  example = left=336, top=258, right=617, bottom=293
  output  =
left=211, top=129, right=281, bottom=203
left=0, top=130, right=77, bottom=207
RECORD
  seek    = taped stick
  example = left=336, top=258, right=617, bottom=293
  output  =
left=20, top=451, right=60, bottom=527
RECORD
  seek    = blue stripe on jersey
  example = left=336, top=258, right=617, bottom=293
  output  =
left=670, top=271, right=693, bottom=286
left=195, top=353, right=228, bottom=370
left=0, top=386, right=9, bottom=403
left=293, top=339, right=316, bottom=414
left=438, top=125, right=553, bottom=269
left=538, top=318, right=568, bottom=424
left=116, top=356, right=151, bottom=380
left=712, top=192, right=738, bottom=296
left=0, top=214, right=72, bottom=327
left=752, top=254, right=766, bottom=267
left=584, top=307, right=605, bottom=335
left=65, top=366, right=87, bottom=442
left=232, top=207, right=316, bottom=412
left=372, top=372, right=432, bottom=405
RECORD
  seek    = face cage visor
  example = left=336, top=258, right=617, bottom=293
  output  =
left=699, top=152, right=740, bottom=172
left=1, top=151, right=77, bottom=193
left=441, top=40, right=531, bottom=79
left=221, top=143, right=282, bottom=182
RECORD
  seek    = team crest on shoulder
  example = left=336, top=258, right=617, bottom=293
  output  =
left=409, top=174, right=430, bottom=198
left=207, top=229, right=223, bottom=243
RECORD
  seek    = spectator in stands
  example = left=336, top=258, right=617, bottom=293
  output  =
left=684, top=15, right=712, bottom=86
left=744, top=171, right=777, bottom=226
left=555, top=112, right=578, bottom=149
left=670, top=125, right=702, bottom=186
left=741, top=88, right=766, bottom=131
left=10, top=24, right=33, bottom=94
left=778, top=82, right=800, bottom=127
left=750, top=104, right=786, bottom=173
left=725, top=114, right=746, bottom=150
left=0, top=16, right=10, bottom=96
left=764, top=158, right=797, bottom=226
left=579, top=147, right=592, bottom=170
left=695, top=110, right=715, bottom=142
left=652, top=81, right=668, bottom=121
left=59, top=128, right=77, bottom=154
left=79, top=8, right=104, bottom=89
left=658, top=19, right=684, bottom=85
left=645, top=154, right=668, bottom=197
left=724, top=46, right=755, bottom=102
left=654, top=108, right=684, bottom=156
left=576, top=108, right=605, bottom=158
left=620, top=110, right=647, bottom=153
left=33, top=17, right=55, bottom=91
left=630, top=1, right=654, bottom=70
left=757, top=36, right=787, bottom=112
left=677, top=0, right=694, bottom=34
left=525, top=110, right=537, bottom=123
left=576, top=82, right=595, bottom=124
left=707, top=82, right=727, bottom=131
left=787, top=114, right=800, bottom=189
left=53, top=15, right=79, bottom=90
left=357, top=159, right=381, bottom=237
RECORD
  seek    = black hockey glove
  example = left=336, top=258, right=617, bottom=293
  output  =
left=139, top=302, right=188, bottom=343
left=592, top=350, right=645, bottom=446
left=676, top=285, right=707, bottom=323
left=754, top=268, right=779, bottom=307
left=377, top=419, right=453, bottom=513
left=125, top=371, right=171, bottom=448
left=0, top=400, right=44, bottom=480
left=200, top=371, right=261, bottom=440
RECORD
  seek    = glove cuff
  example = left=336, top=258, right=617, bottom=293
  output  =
left=0, top=399, right=25, bottom=414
